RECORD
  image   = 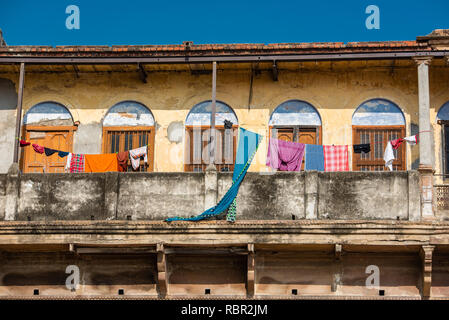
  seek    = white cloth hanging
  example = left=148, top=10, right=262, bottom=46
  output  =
left=384, top=141, right=395, bottom=171
left=129, top=146, right=148, bottom=170
left=65, top=153, right=72, bottom=172
left=403, top=135, right=418, bottom=145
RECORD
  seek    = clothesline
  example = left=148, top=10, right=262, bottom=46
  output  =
left=19, top=138, right=150, bottom=173
left=18, top=138, right=149, bottom=155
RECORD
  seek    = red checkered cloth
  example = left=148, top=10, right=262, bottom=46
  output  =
left=323, top=145, right=349, bottom=172
left=70, top=154, right=85, bottom=173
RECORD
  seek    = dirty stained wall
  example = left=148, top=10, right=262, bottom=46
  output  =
left=0, top=171, right=421, bottom=221
left=0, top=78, right=17, bottom=173
left=0, top=60, right=448, bottom=175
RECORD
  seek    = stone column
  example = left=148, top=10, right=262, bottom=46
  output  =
left=414, top=57, right=435, bottom=220
left=204, top=165, right=218, bottom=210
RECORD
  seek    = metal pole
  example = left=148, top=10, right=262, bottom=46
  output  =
left=210, top=61, right=217, bottom=166
left=13, top=62, right=25, bottom=163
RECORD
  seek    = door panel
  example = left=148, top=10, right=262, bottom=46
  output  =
left=276, top=129, right=294, bottom=142
left=23, top=130, right=72, bottom=173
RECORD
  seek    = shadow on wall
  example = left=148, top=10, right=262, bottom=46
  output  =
left=0, top=78, right=17, bottom=111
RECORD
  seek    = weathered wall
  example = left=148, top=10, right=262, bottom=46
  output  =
left=0, top=78, right=17, bottom=173
left=0, top=252, right=158, bottom=297
left=0, top=60, right=447, bottom=174
left=0, top=170, right=421, bottom=221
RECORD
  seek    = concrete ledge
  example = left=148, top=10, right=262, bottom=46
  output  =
left=0, top=171, right=424, bottom=221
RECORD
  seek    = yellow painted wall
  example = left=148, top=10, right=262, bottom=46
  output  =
left=1, top=60, right=448, bottom=174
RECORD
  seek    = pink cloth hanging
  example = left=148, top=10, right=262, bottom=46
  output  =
left=32, top=144, right=44, bottom=154
left=266, top=138, right=305, bottom=171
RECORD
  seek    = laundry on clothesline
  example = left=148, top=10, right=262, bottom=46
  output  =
left=391, top=135, right=418, bottom=149
left=129, top=146, right=148, bottom=171
left=383, top=141, right=395, bottom=171
left=266, top=138, right=305, bottom=172
left=69, top=154, right=85, bottom=173
left=19, top=140, right=30, bottom=147
left=166, top=127, right=262, bottom=223
left=84, top=153, right=119, bottom=173
left=117, top=151, right=129, bottom=172
left=304, top=144, right=324, bottom=171
left=353, top=144, right=371, bottom=154
left=32, top=144, right=45, bottom=154
left=323, top=145, right=349, bottom=172
left=383, top=135, right=419, bottom=170
left=44, top=147, right=58, bottom=156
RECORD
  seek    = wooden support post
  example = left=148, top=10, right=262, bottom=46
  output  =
left=332, top=244, right=343, bottom=293
left=13, top=62, right=25, bottom=163
left=209, top=61, right=217, bottom=166
left=420, top=245, right=435, bottom=299
left=334, top=243, right=342, bottom=261
left=157, top=243, right=168, bottom=298
left=247, top=243, right=255, bottom=298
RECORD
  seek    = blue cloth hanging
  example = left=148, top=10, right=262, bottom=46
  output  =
left=304, top=144, right=324, bottom=171
left=166, top=127, right=262, bottom=222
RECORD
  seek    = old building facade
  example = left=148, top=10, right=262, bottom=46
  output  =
left=0, top=30, right=448, bottom=299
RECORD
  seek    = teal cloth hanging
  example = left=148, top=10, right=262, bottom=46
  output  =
left=166, top=127, right=262, bottom=222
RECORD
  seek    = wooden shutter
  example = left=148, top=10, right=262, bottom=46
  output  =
left=352, top=126, right=405, bottom=171
left=224, top=128, right=234, bottom=164
left=102, top=126, right=154, bottom=172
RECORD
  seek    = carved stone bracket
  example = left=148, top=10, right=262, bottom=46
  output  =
left=413, top=56, right=433, bottom=66
left=420, top=245, right=435, bottom=299
left=247, top=243, right=255, bottom=298
left=157, top=242, right=167, bottom=298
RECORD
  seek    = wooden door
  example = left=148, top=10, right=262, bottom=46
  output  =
left=270, top=126, right=321, bottom=170
left=22, top=127, right=74, bottom=173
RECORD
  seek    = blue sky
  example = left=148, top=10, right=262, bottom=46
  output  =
left=1, top=0, right=448, bottom=46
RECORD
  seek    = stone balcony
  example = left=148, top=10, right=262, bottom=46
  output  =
left=0, top=168, right=421, bottom=222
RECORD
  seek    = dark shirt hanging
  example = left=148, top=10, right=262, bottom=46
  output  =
left=224, top=120, right=233, bottom=129
left=44, top=147, right=58, bottom=156
left=58, top=151, right=69, bottom=158
left=353, top=144, right=371, bottom=154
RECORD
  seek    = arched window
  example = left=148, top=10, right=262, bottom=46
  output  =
left=269, top=100, right=322, bottom=145
left=102, top=101, right=155, bottom=171
left=352, top=99, right=406, bottom=171
left=437, top=101, right=449, bottom=175
left=21, top=101, right=75, bottom=173
left=185, top=100, right=238, bottom=172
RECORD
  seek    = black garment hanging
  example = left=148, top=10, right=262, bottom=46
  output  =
left=44, top=147, right=58, bottom=156
left=353, top=144, right=371, bottom=154
left=224, top=120, right=233, bottom=129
